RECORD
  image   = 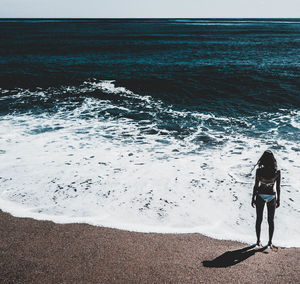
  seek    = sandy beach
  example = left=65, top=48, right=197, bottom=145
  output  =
left=0, top=210, right=299, bottom=283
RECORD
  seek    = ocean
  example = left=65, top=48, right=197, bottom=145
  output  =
left=0, top=19, right=299, bottom=247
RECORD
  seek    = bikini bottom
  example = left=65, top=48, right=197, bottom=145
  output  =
left=258, top=194, right=275, bottom=203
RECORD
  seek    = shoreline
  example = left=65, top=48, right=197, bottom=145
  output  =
left=0, top=203, right=297, bottom=248
left=1, top=210, right=299, bottom=283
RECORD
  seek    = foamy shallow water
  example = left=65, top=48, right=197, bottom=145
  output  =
left=0, top=81, right=299, bottom=247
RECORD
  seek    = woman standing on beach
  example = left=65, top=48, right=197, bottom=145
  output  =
left=251, top=150, right=281, bottom=248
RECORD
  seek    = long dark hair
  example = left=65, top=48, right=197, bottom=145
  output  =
left=255, top=150, right=277, bottom=178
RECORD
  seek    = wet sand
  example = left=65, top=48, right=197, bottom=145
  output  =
left=0, top=210, right=299, bottom=283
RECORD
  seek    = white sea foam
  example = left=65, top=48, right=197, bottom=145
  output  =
left=0, top=81, right=299, bottom=247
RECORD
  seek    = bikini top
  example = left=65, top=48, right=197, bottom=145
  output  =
left=260, top=180, right=275, bottom=187
left=259, top=173, right=279, bottom=190
left=258, top=179, right=276, bottom=195
left=257, top=168, right=279, bottom=187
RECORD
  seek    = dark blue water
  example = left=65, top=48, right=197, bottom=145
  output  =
left=1, top=19, right=300, bottom=115
left=0, top=19, right=300, bottom=146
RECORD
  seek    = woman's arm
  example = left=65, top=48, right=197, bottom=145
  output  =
left=251, top=169, right=260, bottom=208
left=276, top=170, right=281, bottom=208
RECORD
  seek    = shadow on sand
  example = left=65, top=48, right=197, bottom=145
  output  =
left=202, top=244, right=267, bottom=267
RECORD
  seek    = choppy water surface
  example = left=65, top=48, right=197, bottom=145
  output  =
left=0, top=19, right=300, bottom=247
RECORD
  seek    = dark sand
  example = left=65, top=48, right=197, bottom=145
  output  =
left=1, top=210, right=299, bottom=283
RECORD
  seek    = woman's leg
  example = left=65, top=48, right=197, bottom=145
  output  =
left=267, top=197, right=276, bottom=245
left=255, top=195, right=265, bottom=245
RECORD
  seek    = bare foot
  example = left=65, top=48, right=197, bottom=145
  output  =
left=268, top=243, right=278, bottom=251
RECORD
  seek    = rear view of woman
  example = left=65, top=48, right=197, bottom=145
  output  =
left=251, top=150, right=281, bottom=248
